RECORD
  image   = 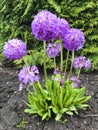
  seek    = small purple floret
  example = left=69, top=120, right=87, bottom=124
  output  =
left=62, top=28, right=85, bottom=51
left=3, top=39, right=26, bottom=60
left=46, top=42, right=60, bottom=58
left=70, top=76, right=80, bottom=87
left=31, top=10, right=59, bottom=41
left=18, top=66, right=40, bottom=91
left=53, top=68, right=69, bottom=87
left=53, top=68, right=60, bottom=75
left=85, top=59, right=91, bottom=69
left=73, top=56, right=91, bottom=69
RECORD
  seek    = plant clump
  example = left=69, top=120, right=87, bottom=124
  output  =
left=3, top=10, right=91, bottom=123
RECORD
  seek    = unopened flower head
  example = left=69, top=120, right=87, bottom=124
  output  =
left=53, top=68, right=68, bottom=78
left=53, top=68, right=60, bottom=75
left=3, top=39, right=26, bottom=60
left=73, top=56, right=91, bottom=69
left=70, top=76, right=80, bottom=87
left=53, top=68, right=68, bottom=87
left=58, top=18, right=70, bottom=38
left=31, top=10, right=59, bottom=41
left=18, top=66, right=40, bottom=91
left=54, top=75, right=65, bottom=87
left=62, top=28, right=85, bottom=51
left=46, top=42, right=60, bottom=58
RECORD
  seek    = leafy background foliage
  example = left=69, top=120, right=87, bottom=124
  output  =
left=0, top=0, right=98, bottom=70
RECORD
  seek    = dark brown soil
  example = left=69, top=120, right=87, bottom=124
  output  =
left=0, top=63, right=98, bottom=130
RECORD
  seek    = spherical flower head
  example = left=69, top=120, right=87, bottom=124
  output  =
left=46, top=42, right=60, bottom=58
left=70, top=76, right=80, bottom=87
left=73, top=56, right=91, bottom=69
left=62, top=28, right=85, bottom=51
left=18, top=66, right=40, bottom=91
left=58, top=18, right=70, bottom=38
left=3, top=39, right=26, bottom=60
left=31, top=10, right=59, bottom=41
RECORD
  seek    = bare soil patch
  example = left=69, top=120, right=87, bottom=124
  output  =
left=0, top=63, right=98, bottom=130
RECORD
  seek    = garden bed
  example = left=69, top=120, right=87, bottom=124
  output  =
left=0, top=63, right=98, bottom=130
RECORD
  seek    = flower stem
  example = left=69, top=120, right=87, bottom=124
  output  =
left=77, top=67, right=81, bottom=79
left=64, top=50, right=69, bottom=74
left=54, top=57, right=56, bottom=68
left=43, top=41, right=48, bottom=81
left=69, top=51, right=74, bottom=78
left=60, top=43, right=63, bottom=72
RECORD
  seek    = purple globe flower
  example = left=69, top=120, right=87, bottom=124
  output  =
left=70, top=76, right=80, bottom=87
left=62, top=28, right=85, bottom=51
left=31, top=10, right=59, bottom=41
left=18, top=66, right=40, bottom=91
left=3, top=39, right=26, bottom=60
left=73, top=56, right=91, bottom=69
left=46, top=42, right=60, bottom=58
left=58, top=18, right=70, bottom=38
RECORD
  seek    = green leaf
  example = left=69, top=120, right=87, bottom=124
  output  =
left=22, top=0, right=33, bottom=17
left=24, top=109, right=37, bottom=114
left=45, top=79, right=52, bottom=94
left=55, top=113, right=62, bottom=121
left=63, top=85, right=70, bottom=104
left=76, top=104, right=90, bottom=109
left=47, top=0, right=61, bottom=13
left=52, top=107, right=59, bottom=114
left=38, top=109, right=45, bottom=116
left=42, top=112, right=49, bottom=120
left=69, top=105, right=76, bottom=111
left=73, top=87, right=85, bottom=100
left=23, top=55, right=33, bottom=66
left=65, top=111, right=73, bottom=116
left=60, top=108, right=68, bottom=114
left=64, top=96, right=74, bottom=107
left=33, top=82, right=48, bottom=99
left=73, top=96, right=91, bottom=104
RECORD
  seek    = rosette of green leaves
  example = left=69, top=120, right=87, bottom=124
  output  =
left=25, top=75, right=91, bottom=123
